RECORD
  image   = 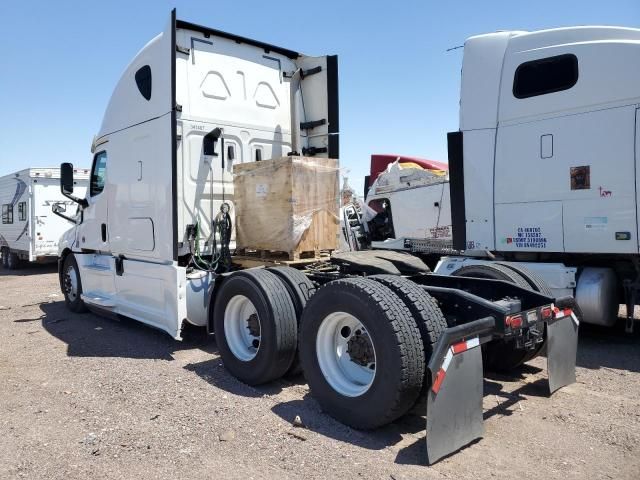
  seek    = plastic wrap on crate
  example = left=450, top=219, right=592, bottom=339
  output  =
left=233, top=157, right=340, bottom=254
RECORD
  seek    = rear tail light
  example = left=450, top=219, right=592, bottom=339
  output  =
left=541, top=306, right=553, bottom=319
left=505, top=314, right=523, bottom=329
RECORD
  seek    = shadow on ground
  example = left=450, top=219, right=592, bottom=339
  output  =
left=32, top=291, right=639, bottom=467
left=0, top=262, right=57, bottom=277
left=576, top=319, right=640, bottom=372
left=38, top=301, right=216, bottom=360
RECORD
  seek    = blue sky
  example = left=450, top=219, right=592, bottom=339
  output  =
left=1, top=0, right=638, bottom=195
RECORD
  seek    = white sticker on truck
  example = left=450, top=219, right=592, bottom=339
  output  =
left=585, top=216, right=607, bottom=230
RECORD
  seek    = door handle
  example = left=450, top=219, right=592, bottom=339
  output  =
left=101, top=223, right=107, bottom=242
left=138, top=161, right=143, bottom=181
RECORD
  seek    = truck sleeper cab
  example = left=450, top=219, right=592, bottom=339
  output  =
left=58, top=10, right=338, bottom=337
left=439, top=26, right=640, bottom=332
left=57, top=11, right=577, bottom=464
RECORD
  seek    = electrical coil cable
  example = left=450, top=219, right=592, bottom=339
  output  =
left=215, top=202, right=232, bottom=272
left=189, top=203, right=233, bottom=273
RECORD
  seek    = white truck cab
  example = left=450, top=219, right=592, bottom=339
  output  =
left=443, top=27, right=640, bottom=330
left=454, top=26, right=640, bottom=256
left=58, top=11, right=338, bottom=338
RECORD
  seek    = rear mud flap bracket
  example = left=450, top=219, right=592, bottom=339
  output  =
left=546, top=309, right=579, bottom=393
left=425, top=317, right=495, bottom=465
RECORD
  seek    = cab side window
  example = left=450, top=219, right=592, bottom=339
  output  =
left=90, top=151, right=107, bottom=197
left=513, top=54, right=578, bottom=99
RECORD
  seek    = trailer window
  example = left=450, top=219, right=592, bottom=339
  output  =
left=2, top=204, right=13, bottom=224
left=18, top=202, right=26, bottom=221
left=90, top=151, right=107, bottom=197
left=513, top=54, right=578, bottom=99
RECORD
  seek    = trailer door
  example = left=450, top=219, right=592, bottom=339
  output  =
left=294, top=55, right=339, bottom=159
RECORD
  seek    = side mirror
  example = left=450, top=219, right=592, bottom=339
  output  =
left=52, top=201, right=77, bottom=223
left=61, top=162, right=74, bottom=194
left=59, top=163, right=88, bottom=208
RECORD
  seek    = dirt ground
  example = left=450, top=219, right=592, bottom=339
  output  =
left=1, top=264, right=639, bottom=480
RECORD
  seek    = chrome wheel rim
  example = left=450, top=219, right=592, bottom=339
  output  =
left=316, top=312, right=376, bottom=397
left=64, top=265, right=78, bottom=301
left=223, top=295, right=261, bottom=361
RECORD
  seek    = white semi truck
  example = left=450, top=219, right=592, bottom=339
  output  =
left=55, top=11, right=577, bottom=463
left=0, top=167, right=88, bottom=269
left=355, top=26, right=640, bottom=341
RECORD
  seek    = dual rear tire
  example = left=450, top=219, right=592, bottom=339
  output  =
left=451, top=262, right=551, bottom=371
left=1, top=248, right=20, bottom=270
left=214, top=269, right=447, bottom=430
left=213, top=269, right=298, bottom=385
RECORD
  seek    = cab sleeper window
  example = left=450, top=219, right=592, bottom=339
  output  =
left=513, top=54, right=578, bottom=99
left=90, top=151, right=107, bottom=196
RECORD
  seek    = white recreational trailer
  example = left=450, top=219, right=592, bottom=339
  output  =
left=55, top=11, right=577, bottom=464
left=0, top=167, right=88, bottom=269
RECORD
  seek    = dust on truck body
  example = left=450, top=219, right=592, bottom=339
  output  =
left=0, top=167, right=88, bottom=269
left=56, top=11, right=577, bottom=464
left=438, top=26, right=640, bottom=332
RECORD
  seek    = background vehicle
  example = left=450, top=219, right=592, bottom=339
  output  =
left=55, top=11, right=577, bottom=464
left=352, top=26, right=640, bottom=334
left=0, top=167, right=88, bottom=269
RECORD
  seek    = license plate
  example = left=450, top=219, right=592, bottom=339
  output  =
left=527, top=310, right=538, bottom=325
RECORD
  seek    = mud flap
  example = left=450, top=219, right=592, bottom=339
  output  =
left=546, top=310, right=579, bottom=393
left=425, top=317, right=495, bottom=465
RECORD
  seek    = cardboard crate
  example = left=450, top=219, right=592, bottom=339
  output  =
left=233, top=156, right=339, bottom=259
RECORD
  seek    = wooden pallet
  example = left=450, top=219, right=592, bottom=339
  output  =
left=232, top=249, right=332, bottom=269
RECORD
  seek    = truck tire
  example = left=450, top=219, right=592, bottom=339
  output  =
left=1, top=248, right=8, bottom=269
left=7, top=251, right=20, bottom=270
left=266, top=266, right=315, bottom=376
left=61, top=254, right=88, bottom=313
left=452, top=263, right=531, bottom=290
left=452, top=264, right=532, bottom=371
left=370, top=274, right=448, bottom=408
left=299, top=277, right=424, bottom=429
left=495, top=262, right=553, bottom=296
left=213, top=269, right=298, bottom=385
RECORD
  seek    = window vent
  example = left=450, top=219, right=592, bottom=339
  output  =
left=135, top=65, right=152, bottom=101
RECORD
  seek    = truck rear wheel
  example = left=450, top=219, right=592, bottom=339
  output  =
left=495, top=262, right=553, bottom=295
left=370, top=274, right=448, bottom=408
left=61, top=254, right=88, bottom=313
left=7, top=251, right=20, bottom=270
left=266, top=266, right=315, bottom=376
left=452, top=264, right=532, bottom=372
left=299, top=277, right=424, bottom=429
left=213, top=269, right=298, bottom=385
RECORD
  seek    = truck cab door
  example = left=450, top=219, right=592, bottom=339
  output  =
left=293, top=55, right=339, bottom=159
left=79, top=150, right=109, bottom=252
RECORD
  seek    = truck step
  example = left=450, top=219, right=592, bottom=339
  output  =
left=81, top=292, right=116, bottom=308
